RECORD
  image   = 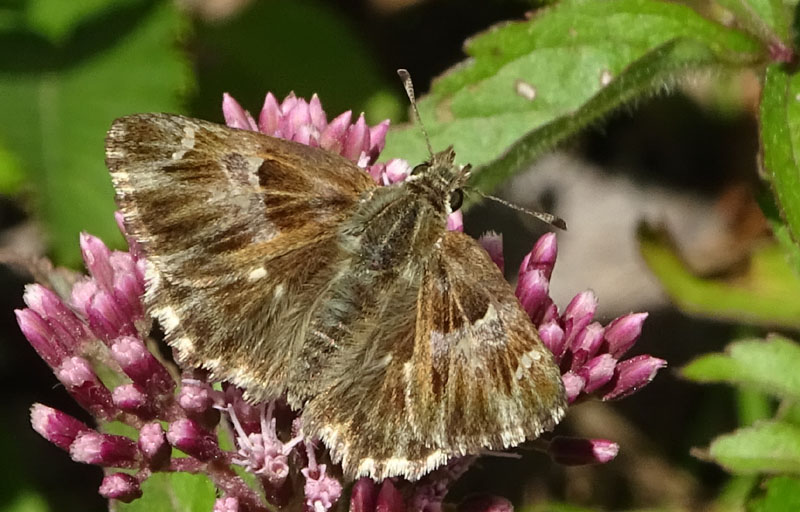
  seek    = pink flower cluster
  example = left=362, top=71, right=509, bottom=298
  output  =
left=15, top=92, right=665, bottom=512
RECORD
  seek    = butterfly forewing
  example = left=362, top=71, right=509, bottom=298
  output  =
left=106, top=113, right=375, bottom=399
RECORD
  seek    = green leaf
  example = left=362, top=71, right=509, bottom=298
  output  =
left=638, top=223, right=800, bottom=328
left=683, top=336, right=800, bottom=402
left=751, top=476, right=800, bottom=512
left=714, top=475, right=760, bottom=512
left=110, top=472, right=216, bottom=512
left=708, top=421, right=800, bottom=474
left=761, top=63, right=800, bottom=252
left=0, top=0, right=191, bottom=266
left=714, top=0, right=792, bottom=42
left=383, top=0, right=763, bottom=184
left=759, top=192, right=800, bottom=275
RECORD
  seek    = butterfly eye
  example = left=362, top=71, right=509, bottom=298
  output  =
left=411, top=163, right=428, bottom=175
left=449, top=188, right=464, bottom=211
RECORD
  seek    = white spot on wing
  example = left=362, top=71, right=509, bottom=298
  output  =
left=247, top=267, right=267, bottom=281
left=154, top=306, right=180, bottom=332
left=181, top=126, right=196, bottom=149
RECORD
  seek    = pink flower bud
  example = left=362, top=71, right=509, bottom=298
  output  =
left=343, top=114, right=369, bottom=162
left=70, top=431, right=138, bottom=467
left=383, top=159, right=411, bottom=184
left=376, top=480, right=405, bottom=512
left=538, top=320, right=565, bottom=361
left=320, top=110, right=352, bottom=153
left=350, top=478, right=378, bottom=512
left=99, top=472, right=142, bottom=502
left=139, top=422, right=170, bottom=468
left=80, top=233, right=115, bottom=291
left=561, top=371, right=585, bottom=404
left=167, top=419, right=221, bottom=461
left=223, top=93, right=257, bottom=131
left=214, top=497, right=241, bottom=512
left=15, top=309, right=66, bottom=368
left=258, top=92, right=282, bottom=135
left=309, top=94, right=327, bottom=130
left=563, top=291, right=597, bottom=343
left=30, top=404, right=91, bottom=451
left=570, top=322, right=605, bottom=369
left=56, top=357, right=115, bottom=419
left=548, top=436, right=618, bottom=465
left=579, top=354, right=617, bottom=393
left=447, top=210, right=464, bottom=232
left=478, top=232, right=504, bottom=273
left=604, top=312, right=648, bottom=358
left=602, top=355, right=667, bottom=401
left=112, top=383, right=154, bottom=419
left=516, top=270, right=549, bottom=320
left=111, top=336, right=173, bottom=394
left=368, top=120, right=391, bottom=161
left=23, top=284, right=87, bottom=349
left=520, top=232, right=557, bottom=280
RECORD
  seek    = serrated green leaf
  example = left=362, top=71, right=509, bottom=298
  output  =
left=110, top=472, right=216, bottom=512
left=0, top=0, right=191, bottom=266
left=383, top=0, right=763, bottom=184
left=751, top=476, right=800, bottom=512
left=761, top=63, right=800, bottom=253
left=683, top=336, right=800, bottom=402
left=638, top=223, right=800, bottom=328
left=708, top=421, right=800, bottom=474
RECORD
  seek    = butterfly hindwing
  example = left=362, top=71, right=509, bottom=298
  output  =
left=302, top=231, right=566, bottom=480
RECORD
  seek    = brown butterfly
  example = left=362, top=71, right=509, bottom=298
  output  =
left=105, top=78, right=566, bottom=481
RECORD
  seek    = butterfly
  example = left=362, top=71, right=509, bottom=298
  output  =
left=105, top=87, right=566, bottom=481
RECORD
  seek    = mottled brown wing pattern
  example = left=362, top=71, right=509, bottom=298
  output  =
left=303, top=231, right=566, bottom=480
left=106, top=113, right=376, bottom=400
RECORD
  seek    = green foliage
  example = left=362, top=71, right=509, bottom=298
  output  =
left=683, top=336, right=800, bottom=401
left=683, top=335, right=800, bottom=507
left=382, top=0, right=762, bottom=186
left=751, top=476, right=800, bottom=512
left=638, top=224, right=800, bottom=328
left=0, top=0, right=191, bottom=266
left=110, top=473, right=216, bottom=512
left=760, top=64, right=800, bottom=250
left=708, top=421, right=800, bottom=475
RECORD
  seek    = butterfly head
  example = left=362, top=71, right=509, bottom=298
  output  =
left=410, top=146, right=472, bottom=213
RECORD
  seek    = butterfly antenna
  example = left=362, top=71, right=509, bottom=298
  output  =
left=397, top=69, right=434, bottom=159
left=466, top=188, right=568, bottom=230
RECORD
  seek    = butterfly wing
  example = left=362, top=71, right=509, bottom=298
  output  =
left=106, top=113, right=376, bottom=399
left=302, top=230, right=566, bottom=480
